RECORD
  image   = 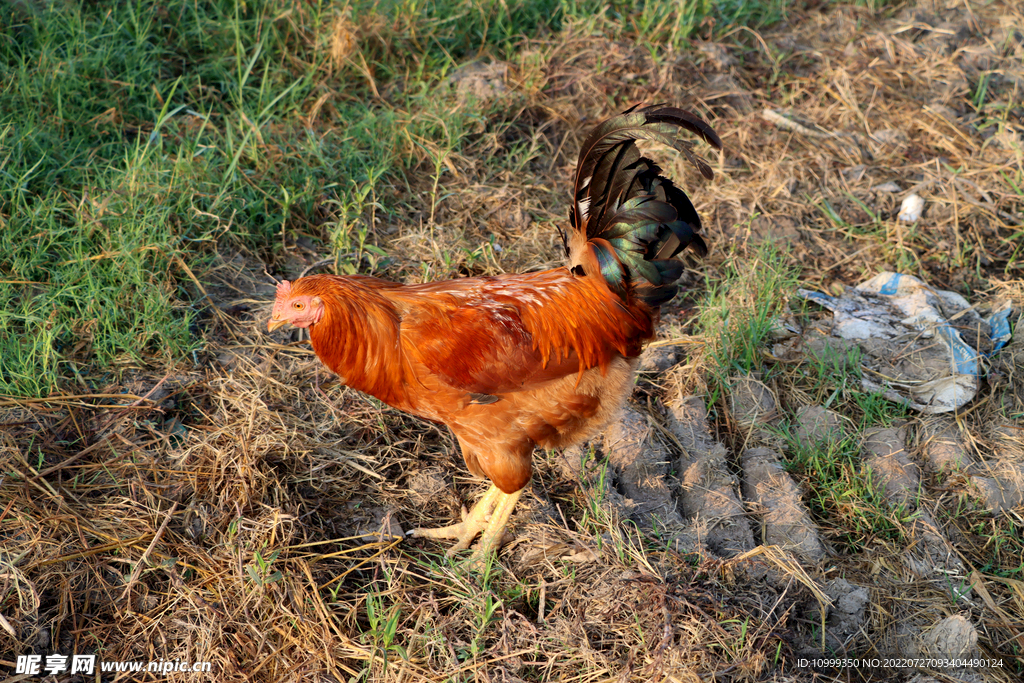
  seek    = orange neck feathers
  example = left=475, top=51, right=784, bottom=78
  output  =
left=306, top=278, right=411, bottom=409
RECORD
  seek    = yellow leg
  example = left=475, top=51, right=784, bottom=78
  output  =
left=408, top=484, right=523, bottom=561
left=475, top=486, right=522, bottom=558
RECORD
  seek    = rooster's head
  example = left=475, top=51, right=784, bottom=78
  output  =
left=268, top=279, right=324, bottom=331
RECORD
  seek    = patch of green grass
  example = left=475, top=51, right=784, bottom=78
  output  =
left=620, top=0, right=790, bottom=50
left=697, top=240, right=799, bottom=380
left=779, top=429, right=907, bottom=551
left=357, top=0, right=578, bottom=68
left=353, top=0, right=790, bottom=70
left=0, top=0, right=323, bottom=394
left=362, top=589, right=408, bottom=667
left=850, top=389, right=909, bottom=429
left=0, top=181, right=199, bottom=396
left=786, top=335, right=909, bottom=426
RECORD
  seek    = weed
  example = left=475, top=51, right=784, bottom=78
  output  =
left=245, top=548, right=284, bottom=585
left=363, top=590, right=407, bottom=664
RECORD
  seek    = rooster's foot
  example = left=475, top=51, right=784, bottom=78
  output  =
left=408, top=484, right=522, bottom=563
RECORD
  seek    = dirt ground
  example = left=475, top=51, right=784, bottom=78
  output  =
left=2, top=1, right=1023, bottom=681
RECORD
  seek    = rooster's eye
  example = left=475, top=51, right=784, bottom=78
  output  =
left=293, top=302, right=304, bottom=310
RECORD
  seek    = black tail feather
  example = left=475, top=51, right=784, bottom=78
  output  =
left=568, top=104, right=719, bottom=307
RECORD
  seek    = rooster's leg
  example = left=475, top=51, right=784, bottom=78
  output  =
left=474, top=486, right=522, bottom=559
left=408, top=484, right=522, bottom=560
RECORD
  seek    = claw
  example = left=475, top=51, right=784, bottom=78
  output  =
left=408, top=484, right=523, bottom=563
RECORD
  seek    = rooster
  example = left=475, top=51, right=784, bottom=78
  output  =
left=269, top=104, right=720, bottom=562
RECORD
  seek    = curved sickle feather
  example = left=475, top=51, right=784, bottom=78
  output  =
left=568, top=104, right=719, bottom=307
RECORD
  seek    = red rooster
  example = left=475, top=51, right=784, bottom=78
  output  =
left=269, top=104, right=720, bottom=562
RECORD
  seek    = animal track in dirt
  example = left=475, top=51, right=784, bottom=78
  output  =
left=741, top=447, right=825, bottom=564
left=587, top=369, right=1018, bottom=661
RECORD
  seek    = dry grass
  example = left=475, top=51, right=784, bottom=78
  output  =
left=3, top=0, right=1024, bottom=681
left=0, top=352, right=798, bottom=681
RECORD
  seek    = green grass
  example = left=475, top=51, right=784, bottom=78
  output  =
left=780, top=428, right=909, bottom=551
left=351, top=0, right=790, bottom=68
left=4, top=0, right=1022, bottom=679
left=697, top=240, right=798, bottom=381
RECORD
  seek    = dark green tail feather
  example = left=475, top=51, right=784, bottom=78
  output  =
left=567, top=104, right=720, bottom=307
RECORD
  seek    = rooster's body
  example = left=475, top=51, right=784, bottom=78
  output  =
left=270, top=105, right=720, bottom=561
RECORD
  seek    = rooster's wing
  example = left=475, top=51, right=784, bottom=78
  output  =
left=390, top=270, right=648, bottom=397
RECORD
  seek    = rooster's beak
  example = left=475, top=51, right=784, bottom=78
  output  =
left=268, top=316, right=288, bottom=332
